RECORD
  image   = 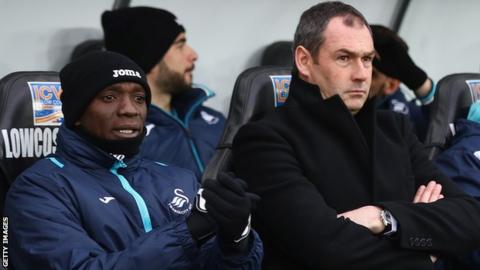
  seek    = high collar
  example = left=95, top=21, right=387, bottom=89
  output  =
left=149, top=86, right=215, bottom=123
left=172, top=85, right=215, bottom=120
left=452, top=119, right=480, bottom=142
left=55, top=125, right=141, bottom=170
left=286, top=73, right=378, bottom=151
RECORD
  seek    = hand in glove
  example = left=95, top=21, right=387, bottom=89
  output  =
left=371, top=24, right=427, bottom=90
left=202, top=172, right=260, bottom=253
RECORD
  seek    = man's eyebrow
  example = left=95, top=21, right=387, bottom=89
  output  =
left=336, top=48, right=376, bottom=56
left=173, top=37, right=186, bottom=45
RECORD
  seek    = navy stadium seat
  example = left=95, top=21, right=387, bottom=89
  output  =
left=424, top=73, right=480, bottom=159
left=201, top=66, right=291, bottom=181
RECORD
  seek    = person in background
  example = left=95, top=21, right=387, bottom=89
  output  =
left=102, top=7, right=225, bottom=178
left=369, top=24, right=435, bottom=141
left=5, top=51, right=262, bottom=269
left=232, top=2, right=480, bottom=269
left=435, top=101, right=480, bottom=270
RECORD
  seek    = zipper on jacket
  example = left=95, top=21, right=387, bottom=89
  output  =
left=110, top=160, right=153, bottom=233
left=161, top=86, right=215, bottom=174
left=166, top=112, right=205, bottom=173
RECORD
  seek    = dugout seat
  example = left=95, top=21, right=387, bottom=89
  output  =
left=0, top=71, right=62, bottom=216
left=424, top=73, right=480, bottom=159
left=260, top=41, right=294, bottom=67
left=70, top=39, right=104, bottom=61
left=201, top=66, right=292, bottom=181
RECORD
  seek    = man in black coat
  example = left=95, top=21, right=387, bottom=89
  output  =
left=232, top=1, right=480, bottom=269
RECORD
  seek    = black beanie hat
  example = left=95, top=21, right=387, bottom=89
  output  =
left=60, top=51, right=151, bottom=128
left=102, top=7, right=185, bottom=74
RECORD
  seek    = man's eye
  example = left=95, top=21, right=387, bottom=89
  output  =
left=338, top=55, right=349, bottom=62
left=363, top=56, right=374, bottom=63
left=102, top=95, right=115, bottom=102
left=134, top=95, right=146, bottom=103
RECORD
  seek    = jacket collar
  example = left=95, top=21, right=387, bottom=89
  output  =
left=55, top=125, right=141, bottom=170
left=148, top=86, right=215, bottom=124
left=286, top=73, right=377, bottom=153
left=171, top=85, right=215, bottom=121
left=452, top=119, right=480, bottom=142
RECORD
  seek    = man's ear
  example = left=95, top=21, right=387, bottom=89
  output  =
left=383, top=78, right=401, bottom=95
left=295, top=46, right=313, bottom=80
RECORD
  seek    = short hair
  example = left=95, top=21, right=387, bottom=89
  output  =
left=293, top=1, right=370, bottom=59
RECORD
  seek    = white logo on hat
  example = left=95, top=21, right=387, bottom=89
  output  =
left=113, top=69, right=141, bottom=79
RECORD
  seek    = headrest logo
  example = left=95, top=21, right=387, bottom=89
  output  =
left=28, top=82, right=63, bottom=126
left=113, top=69, right=141, bottom=79
left=466, top=79, right=480, bottom=102
left=270, top=75, right=291, bottom=107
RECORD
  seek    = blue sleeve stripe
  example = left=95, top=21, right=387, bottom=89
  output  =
left=110, top=163, right=153, bottom=233
left=47, top=157, right=64, bottom=168
left=189, top=140, right=205, bottom=173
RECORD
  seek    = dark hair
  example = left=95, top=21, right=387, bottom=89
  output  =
left=293, top=1, right=370, bottom=60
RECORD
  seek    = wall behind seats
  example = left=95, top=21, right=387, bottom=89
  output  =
left=1, top=0, right=396, bottom=114
left=400, top=0, right=480, bottom=84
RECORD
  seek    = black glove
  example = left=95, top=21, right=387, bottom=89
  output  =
left=202, top=172, right=260, bottom=253
left=372, top=25, right=427, bottom=90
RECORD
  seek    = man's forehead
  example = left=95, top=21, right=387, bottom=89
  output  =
left=322, top=17, right=373, bottom=51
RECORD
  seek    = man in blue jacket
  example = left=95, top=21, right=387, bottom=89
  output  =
left=435, top=102, right=480, bottom=270
left=369, top=24, right=434, bottom=141
left=5, top=51, right=262, bottom=269
left=102, top=7, right=225, bottom=178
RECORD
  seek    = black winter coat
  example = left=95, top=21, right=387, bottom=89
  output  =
left=232, top=75, right=480, bottom=270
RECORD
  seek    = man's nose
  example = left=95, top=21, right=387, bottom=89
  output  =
left=351, top=58, right=370, bottom=82
left=118, top=97, right=140, bottom=116
left=188, top=45, right=198, bottom=63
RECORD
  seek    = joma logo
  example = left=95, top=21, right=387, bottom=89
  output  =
left=112, top=69, right=141, bottom=78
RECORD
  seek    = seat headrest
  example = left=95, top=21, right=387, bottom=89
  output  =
left=261, top=41, right=294, bottom=66
left=424, top=73, right=480, bottom=159
left=202, top=66, right=291, bottom=181
left=219, top=66, right=292, bottom=148
left=0, top=71, right=62, bottom=186
left=70, top=39, right=105, bottom=62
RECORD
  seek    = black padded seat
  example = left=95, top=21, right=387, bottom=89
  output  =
left=0, top=71, right=62, bottom=215
left=202, top=66, right=292, bottom=181
left=424, top=73, right=480, bottom=159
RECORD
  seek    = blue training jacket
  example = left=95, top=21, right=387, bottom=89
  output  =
left=377, top=89, right=430, bottom=141
left=5, top=126, right=262, bottom=270
left=435, top=119, right=480, bottom=270
left=140, top=85, right=225, bottom=179
left=435, top=119, right=480, bottom=199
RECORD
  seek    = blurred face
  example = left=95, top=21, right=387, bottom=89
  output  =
left=300, top=16, right=375, bottom=114
left=150, top=33, right=198, bottom=95
left=76, top=82, right=147, bottom=140
left=369, top=68, right=389, bottom=97
left=163, top=32, right=198, bottom=84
